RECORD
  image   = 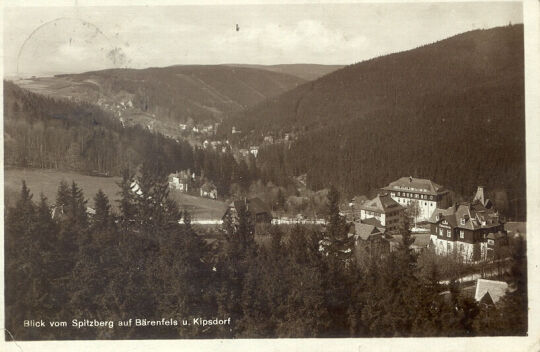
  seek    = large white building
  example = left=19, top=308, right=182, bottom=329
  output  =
left=382, top=176, right=453, bottom=222
left=359, top=193, right=405, bottom=233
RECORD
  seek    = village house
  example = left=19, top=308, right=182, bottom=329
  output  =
left=130, top=180, right=143, bottom=197
left=249, top=146, right=259, bottom=157
left=200, top=182, right=218, bottom=199
left=428, top=186, right=508, bottom=262
left=350, top=222, right=389, bottom=256
left=222, top=197, right=273, bottom=225
left=238, top=149, right=250, bottom=158
left=168, top=170, right=192, bottom=193
left=359, top=193, right=405, bottom=233
left=382, top=176, right=453, bottom=222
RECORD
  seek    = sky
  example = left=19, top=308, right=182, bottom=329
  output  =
left=2, top=2, right=523, bottom=77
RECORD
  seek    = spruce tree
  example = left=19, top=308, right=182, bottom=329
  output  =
left=93, top=189, right=112, bottom=231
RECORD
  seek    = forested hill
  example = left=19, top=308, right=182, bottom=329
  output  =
left=230, top=25, right=526, bottom=218
left=15, top=65, right=305, bottom=124
left=3, top=81, right=261, bottom=198
left=223, top=25, right=523, bottom=134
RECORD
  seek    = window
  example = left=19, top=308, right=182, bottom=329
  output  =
left=461, top=218, right=465, bottom=225
left=415, top=194, right=419, bottom=198
left=430, top=196, right=434, bottom=200
left=487, top=239, right=494, bottom=245
left=439, top=228, right=444, bottom=236
left=447, top=230, right=451, bottom=238
left=425, top=202, right=427, bottom=205
left=460, top=230, right=464, bottom=239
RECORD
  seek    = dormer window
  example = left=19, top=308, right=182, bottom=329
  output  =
left=460, top=218, right=466, bottom=225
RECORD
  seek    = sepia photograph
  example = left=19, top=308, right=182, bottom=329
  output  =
left=1, top=0, right=539, bottom=350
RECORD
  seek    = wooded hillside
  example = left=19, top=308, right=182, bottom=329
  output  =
left=224, top=25, right=526, bottom=218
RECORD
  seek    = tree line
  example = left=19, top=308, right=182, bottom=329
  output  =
left=4, top=174, right=527, bottom=340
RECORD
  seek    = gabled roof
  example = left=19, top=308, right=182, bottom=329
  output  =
left=361, top=217, right=384, bottom=228
left=383, top=176, right=447, bottom=196
left=360, top=193, right=403, bottom=213
left=428, top=201, right=502, bottom=231
left=474, top=279, right=508, bottom=304
left=354, top=222, right=384, bottom=241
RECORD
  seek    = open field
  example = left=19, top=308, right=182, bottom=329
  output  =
left=4, top=168, right=227, bottom=220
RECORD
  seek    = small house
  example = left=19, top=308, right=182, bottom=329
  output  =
left=200, top=182, right=218, bottom=199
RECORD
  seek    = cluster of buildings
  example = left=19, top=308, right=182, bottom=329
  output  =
left=202, top=139, right=231, bottom=154
left=168, top=170, right=218, bottom=200
left=221, top=197, right=273, bottom=228
left=349, top=176, right=509, bottom=262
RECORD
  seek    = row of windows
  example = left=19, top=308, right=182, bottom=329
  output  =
left=437, top=228, right=465, bottom=238
left=439, top=241, right=467, bottom=253
left=396, top=198, right=433, bottom=207
left=393, top=191, right=435, bottom=200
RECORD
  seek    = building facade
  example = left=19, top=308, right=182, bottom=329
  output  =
left=382, top=176, right=453, bottom=222
left=200, top=182, right=218, bottom=199
left=168, top=170, right=192, bottom=192
left=359, top=193, right=405, bottom=233
left=428, top=195, right=507, bottom=262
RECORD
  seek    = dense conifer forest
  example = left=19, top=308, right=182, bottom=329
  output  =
left=4, top=177, right=527, bottom=339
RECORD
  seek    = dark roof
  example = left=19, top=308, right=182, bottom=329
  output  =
left=360, top=193, right=403, bottom=213
left=361, top=217, right=384, bottom=228
left=354, top=222, right=384, bottom=241
left=383, top=176, right=447, bottom=196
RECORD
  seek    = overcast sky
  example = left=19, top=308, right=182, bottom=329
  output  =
left=3, top=2, right=523, bottom=77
